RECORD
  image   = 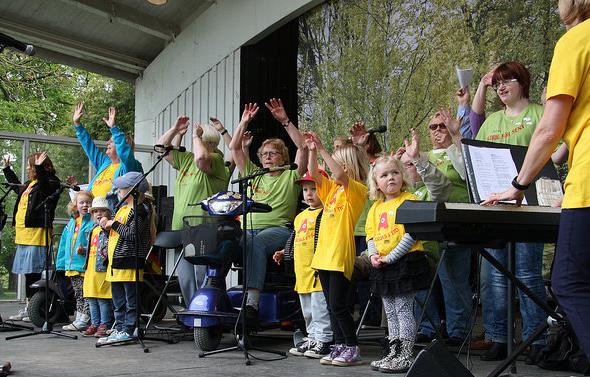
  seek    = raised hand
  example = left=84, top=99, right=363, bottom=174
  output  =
left=242, top=131, right=253, bottom=148
left=241, top=103, right=259, bottom=124
left=456, top=87, right=471, bottom=107
left=393, top=146, right=406, bottom=159
left=303, top=132, right=323, bottom=151
left=264, top=98, right=289, bottom=124
left=350, top=121, right=369, bottom=146
left=439, top=108, right=461, bottom=136
left=34, top=151, right=48, bottom=166
left=209, top=117, right=225, bottom=133
left=66, top=176, right=79, bottom=186
left=193, top=122, right=204, bottom=139
left=403, top=129, right=420, bottom=159
left=481, top=67, right=496, bottom=87
left=173, top=116, right=190, bottom=133
left=102, top=107, right=117, bottom=128
left=73, top=102, right=84, bottom=125
left=3, top=156, right=11, bottom=168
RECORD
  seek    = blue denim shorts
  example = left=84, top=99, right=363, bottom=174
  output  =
left=12, top=244, right=47, bottom=274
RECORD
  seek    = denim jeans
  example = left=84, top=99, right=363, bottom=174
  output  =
left=552, top=208, right=590, bottom=360
left=88, top=297, right=114, bottom=326
left=484, top=243, right=546, bottom=345
left=111, top=282, right=137, bottom=334
left=414, top=245, right=473, bottom=338
left=245, top=227, right=292, bottom=290
left=177, top=257, right=206, bottom=306
left=299, top=291, right=333, bottom=343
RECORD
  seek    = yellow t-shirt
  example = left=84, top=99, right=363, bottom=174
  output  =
left=14, top=180, right=47, bottom=246
left=311, top=177, right=368, bottom=280
left=293, top=208, right=323, bottom=294
left=83, top=227, right=112, bottom=298
left=365, top=192, right=424, bottom=257
left=106, top=204, right=144, bottom=282
left=92, top=163, right=120, bottom=197
left=546, top=19, right=590, bottom=209
left=65, top=217, right=84, bottom=277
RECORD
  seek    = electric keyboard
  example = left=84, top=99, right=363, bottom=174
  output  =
left=396, top=201, right=561, bottom=247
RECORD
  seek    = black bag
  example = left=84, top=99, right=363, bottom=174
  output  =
left=537, top=320, right=589, bottom=374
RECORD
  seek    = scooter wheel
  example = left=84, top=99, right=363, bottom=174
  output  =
left=194, top=326, right=222, bottom=351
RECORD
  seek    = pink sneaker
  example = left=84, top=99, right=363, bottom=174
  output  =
left=331, top=345, right=363, bottom=366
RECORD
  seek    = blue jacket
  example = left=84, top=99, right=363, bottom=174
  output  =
left=75, top=124, right=143, bottom=191
left=56, top=213, right=95, bottom=272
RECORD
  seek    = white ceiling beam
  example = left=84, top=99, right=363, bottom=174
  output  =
left=57, top=0, right=179, bottom=41
left=0, top=17, right=148, bottom=74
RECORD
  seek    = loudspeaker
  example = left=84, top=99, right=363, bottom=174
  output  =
left=406, top=339, right=475, bottom=377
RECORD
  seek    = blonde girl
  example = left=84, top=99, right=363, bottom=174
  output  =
left=305, top=133, right=369, bottom=367
left=56, top=190, right=95, bottom=331
left=365, top=156, right=431, bottom=373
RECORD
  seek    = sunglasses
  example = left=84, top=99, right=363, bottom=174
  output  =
left=428, top=123, right=447, bottom=131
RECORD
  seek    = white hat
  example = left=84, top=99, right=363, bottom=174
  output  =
left=90, top=197, right=110, bottom=212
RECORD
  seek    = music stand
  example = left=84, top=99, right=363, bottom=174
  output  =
left=6, top=185, right=77, bottom=341
left=198, top=170, right=286, bottom=365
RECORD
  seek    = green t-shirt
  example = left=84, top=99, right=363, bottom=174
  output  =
left=354, top=200, right=371, bottom=236
left=475, top=103, right=543, bottom=147
left=244, top=160, right=301, bottom=230
left=428, top=149, right=469, bottom=203
left=171, top=150, right=228, bottom=230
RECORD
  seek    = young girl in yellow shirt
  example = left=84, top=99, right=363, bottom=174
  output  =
left=304, top=132, right=369, bottom=367
left=365, top=156, right=431, bottom=373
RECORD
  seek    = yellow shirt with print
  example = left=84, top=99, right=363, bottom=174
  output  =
left=365, top=192, right=424, bottom=257
left=106, top=204, right=144, bottom=282
left=547, top=18, right=590, bottom=209
left=65, top=216, right=84, bottom=277
left=92, top=163, right=120, bottom=197
left=293, top=207, right=322, bottom=294
left=83, top=227, right=112, bottom=298
left=311, top=178, right=368, bottom=280
left=15, top=180, right=47, bottom=246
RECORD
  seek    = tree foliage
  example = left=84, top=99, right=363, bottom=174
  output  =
left=298, top=0, right=564, bottom=150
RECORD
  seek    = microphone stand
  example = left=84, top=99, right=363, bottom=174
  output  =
left=95, top=150, right=170, bottom=352
left=7, top=186, right=77, bottom=341
left=0, top=188, right=34, bottom=332
left=198, top=169, right=287, bottom=365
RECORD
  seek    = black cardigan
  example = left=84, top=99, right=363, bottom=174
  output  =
left=3, top=165, right=61, bottom=228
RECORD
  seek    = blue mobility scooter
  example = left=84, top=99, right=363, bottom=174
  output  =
left=176, top=191, right=303, bottom=351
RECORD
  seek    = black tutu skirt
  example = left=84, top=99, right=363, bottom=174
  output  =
left=369, top=252, right=432, bottom=296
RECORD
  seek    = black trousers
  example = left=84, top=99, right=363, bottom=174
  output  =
left=318, top=270, right=357, bottom=346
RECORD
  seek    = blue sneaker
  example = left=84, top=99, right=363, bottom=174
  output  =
left=108, top=331, right=132, bottom=344
left=97, top=329, right=118, bottom=345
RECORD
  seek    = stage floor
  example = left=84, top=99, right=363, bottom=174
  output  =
left=0, top=301, right=584, bottom=377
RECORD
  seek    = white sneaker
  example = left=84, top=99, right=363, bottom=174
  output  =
left=8, top=307, right=28, bottom=321
left=62, top=322, right=79, bottom=331
left=22, top=316, right=31, bottom=322
left=72, top=313, right=90, bottom=331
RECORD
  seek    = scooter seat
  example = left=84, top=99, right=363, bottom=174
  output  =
left=153, top=230, right=184, bottom=249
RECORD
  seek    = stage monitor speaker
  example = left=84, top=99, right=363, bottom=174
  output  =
left=406, top=339, right=475, bottom=377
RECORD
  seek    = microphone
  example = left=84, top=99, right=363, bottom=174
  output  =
left=0, top=32, right=35, bottom=56
left=367, top=126, right=387, bottom=134
left=262, top=163, right=298, bottom=173
left=154, top=144, right=186, bottom=153
left=61, top=183, right=80, bottom=192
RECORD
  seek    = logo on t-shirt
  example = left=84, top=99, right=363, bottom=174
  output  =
left=298, top=219, right=308, bottom=233
left=378, top=212, right=389, bottom=230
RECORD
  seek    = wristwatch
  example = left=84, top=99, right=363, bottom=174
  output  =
left=511, top=176, right=530, bottom=191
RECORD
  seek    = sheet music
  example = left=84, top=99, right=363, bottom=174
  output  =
left=468, top=147, right=527, bottom=205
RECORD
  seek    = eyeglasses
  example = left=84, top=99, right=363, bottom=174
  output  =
left=259, top=151, right=281, bottom=158
left=428, top=123, right=447, bottom=131
left=492, top=78, right=518, bottom=91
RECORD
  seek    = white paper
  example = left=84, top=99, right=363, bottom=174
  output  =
left=468, top=147, right=527, bottom=204
left=456, top=66, right=473, bottom=89
left=68, top=183, right=89, bottom=200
